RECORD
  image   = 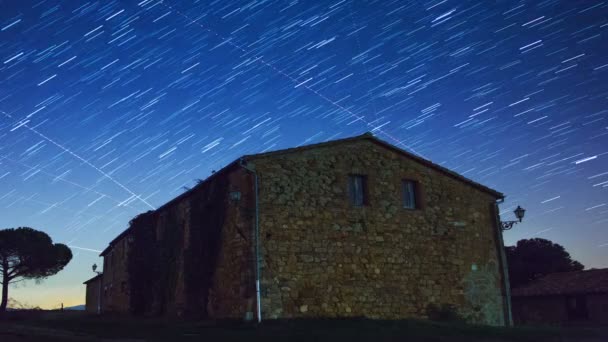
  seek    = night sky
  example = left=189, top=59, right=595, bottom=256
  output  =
left=1, top=0, right=606, bottom=308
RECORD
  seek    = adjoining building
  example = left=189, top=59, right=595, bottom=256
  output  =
left=512, top=268, right=608, bottom=326
left=84, top=132, right=511, bottom=325
left=83, top=274, right=102, bottom=314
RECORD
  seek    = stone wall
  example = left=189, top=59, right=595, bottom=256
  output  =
left=101, top=237, right=130, bottom=313
left=126, top=165, right=256, bottom=319
left=587, top=293, right=608, bottom=325
left=512, top=296, right=569, bottom=325
left=207, top=168, right=257, bottom=319
left=251, top=139, right=506, bottom=325
left=513, top=293, right=608, bottom=325
left=84, top=276, right=102, bottom=314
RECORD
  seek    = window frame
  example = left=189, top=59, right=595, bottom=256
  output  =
left=402, top=179, right=420, bottom=210
left=348, top=174, right=369, bottom=207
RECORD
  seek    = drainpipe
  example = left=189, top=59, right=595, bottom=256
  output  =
left=494, top=198, right=513, bottom=327
left=239, top=159, right=261, bottom=323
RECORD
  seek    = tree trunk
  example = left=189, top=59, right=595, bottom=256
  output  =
left=0, top=267, right=8, bottom=313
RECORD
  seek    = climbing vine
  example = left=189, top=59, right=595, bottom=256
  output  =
left=127, top=211, right=156, bottom=315
left=126, top=173, right=231, bottom=318
left=183, top=175, right=229, bottom=317
left=155, top=208, right=181, bottom=315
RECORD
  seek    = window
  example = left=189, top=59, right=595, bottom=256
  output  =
left=348, top=175, right=368, bottom=206
left=402, top=180, right=418, bottom=209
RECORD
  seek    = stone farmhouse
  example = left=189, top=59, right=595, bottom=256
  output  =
left=84, top=132, right=512, bottom=325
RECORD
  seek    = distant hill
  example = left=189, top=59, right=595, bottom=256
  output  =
left=64, top=305, right=85, bottom=311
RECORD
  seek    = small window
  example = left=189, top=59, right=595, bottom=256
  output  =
left=348, top=175, right=368, bottom=206
left=402, top=180, right=418, bottom=209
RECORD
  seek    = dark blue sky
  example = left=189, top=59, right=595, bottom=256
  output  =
left=1, top=0, right=606, bottom=307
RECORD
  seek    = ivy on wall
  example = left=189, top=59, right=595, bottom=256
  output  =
left=126, top=172, right=231, bottom=318
left=183, top=176, right=229, bottom=317
left=127, top=211, right=156, bottom=315
left=156, top=208, right=181, bottom=315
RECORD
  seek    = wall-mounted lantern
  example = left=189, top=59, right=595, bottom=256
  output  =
left=513, top=205, right=526, bottom=222
left=500, top=205, right=526, bottom=231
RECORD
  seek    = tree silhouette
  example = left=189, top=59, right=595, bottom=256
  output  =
left=506, top=238, right=584, bottom=289
left=0, top=227, right=72, bottom=312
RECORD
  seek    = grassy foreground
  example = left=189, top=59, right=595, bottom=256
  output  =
left=1, top=311, right=606, bottom=341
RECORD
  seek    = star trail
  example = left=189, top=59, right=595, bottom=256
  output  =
left=0, top=0, right=607, bottom=307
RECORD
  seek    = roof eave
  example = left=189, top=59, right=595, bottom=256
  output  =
left=153, top=159, right=241, bottom=214
left=245, top=132, right=504, bottom=199
left=99, top=160, right=244, bottom=258
left=100, top=227, right=132, bottom=256
left=83, top=274, right=102, bottom=284
left=365, top=135, right=504, bottom=199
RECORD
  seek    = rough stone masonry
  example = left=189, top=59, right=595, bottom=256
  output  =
left=90, top=133, right=509, bottom=326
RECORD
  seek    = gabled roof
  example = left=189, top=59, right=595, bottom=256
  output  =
left=83, top=273, right=103, bottom=285
left=245, top=132, right=504, bottom=199
left=512, top=268, right=608, bottom=297
left=100, top=132, right=503, bottom=258
left=100, top=226, right=133, bottom=256
left=155, top=132, right=502, bottom=214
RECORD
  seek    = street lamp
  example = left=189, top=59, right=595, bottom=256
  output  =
left=500, top=205, right=526, bottom=231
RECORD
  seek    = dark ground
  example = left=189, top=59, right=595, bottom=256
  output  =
left=0, top=311, right=606, bottom=342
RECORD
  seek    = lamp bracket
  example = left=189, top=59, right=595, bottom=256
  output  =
left=500, top=221, right=518, bottom=231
